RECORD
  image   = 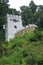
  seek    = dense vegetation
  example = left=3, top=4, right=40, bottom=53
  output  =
left=20, top=1, right=43, bottom=29
left=0, top=29, right=43, bottom=65
left=0, top=0, right=43, bottom=65
left=0, top=30, right=5, bottom=42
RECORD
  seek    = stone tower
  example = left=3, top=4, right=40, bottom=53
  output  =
left=5, top=14, right=24, bottom=41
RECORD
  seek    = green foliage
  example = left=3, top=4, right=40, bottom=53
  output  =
left=0, top=3, right=9, bottom=29
left=0, top=3, right=8, bottom=16
left=24, top=31, right=38, bottom=41
left=0, top=30, right=5, bottom=42
left=0, top=30, right=43, bottom=65
left=8, top=8, right=20, bottom=15
left=20, top=0, right=43, bottom=29
left=20, top=0, right=37, bottom=26
left=29, top=0, right=37, bottom=13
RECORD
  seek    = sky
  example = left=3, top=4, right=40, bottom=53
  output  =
left=9, top=0, right=43, bottom=10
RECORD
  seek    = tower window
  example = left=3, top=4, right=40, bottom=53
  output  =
left=13, top=19, right=17, bottom=22
left=14, top=26, right=17, bottom=29
left=10, top=18, right=19, bottom=22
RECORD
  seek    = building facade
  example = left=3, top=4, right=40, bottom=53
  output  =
left=5, top=14, right=24, bottom=41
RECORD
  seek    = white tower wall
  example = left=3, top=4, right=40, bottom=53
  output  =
left=5, top=14, right=24, bottom=41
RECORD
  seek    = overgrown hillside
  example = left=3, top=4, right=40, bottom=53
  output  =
left=0, top=29, right=43, bottom=65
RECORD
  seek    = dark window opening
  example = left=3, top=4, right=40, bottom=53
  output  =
left=14, top=26, right=17, bottom=29
left=13, top=19, right=17, bottom=22
left=10, top=19, right=19, bottom=22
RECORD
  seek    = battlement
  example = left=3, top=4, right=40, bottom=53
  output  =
left=7, top=14, right=21, bottom=19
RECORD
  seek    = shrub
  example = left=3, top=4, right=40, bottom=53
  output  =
left=0, top=30, right=43, bottom=65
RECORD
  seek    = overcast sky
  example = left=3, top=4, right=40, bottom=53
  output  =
left=9, top=0, right=43, bottom=10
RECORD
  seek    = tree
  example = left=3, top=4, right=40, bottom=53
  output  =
left=0, top=0, right=9, bottom=51
left=8, top=8, right=20, bottom=15
left=37, top=5, right=43, bottom=29
left=20, top=0, right=43, bottom=29
left=20, top=6, right=30, bottom=26
left=29, top=0, right=37, bottom=13
left=20, top=0, right=37, bottom=27
left=0, top=1, right=9, bottom=29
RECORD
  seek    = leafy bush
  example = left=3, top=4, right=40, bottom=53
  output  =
left=0, top=30, right=43, bottom=65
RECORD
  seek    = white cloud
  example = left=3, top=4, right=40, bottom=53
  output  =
left=9, top=0, right=43, bottom=10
